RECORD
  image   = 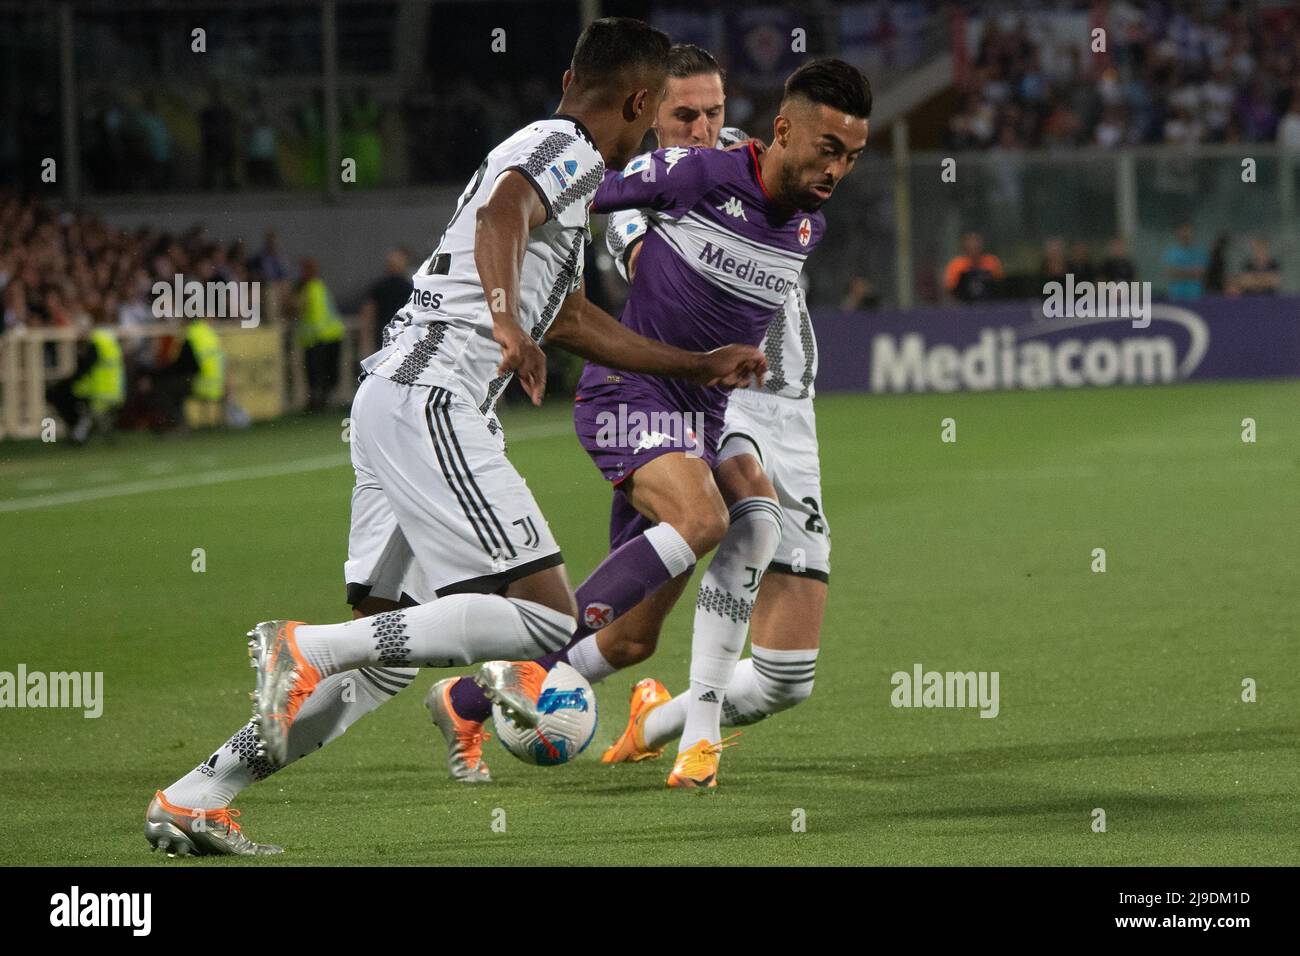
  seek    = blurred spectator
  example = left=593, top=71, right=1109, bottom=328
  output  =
left=1163, top=223, right=1208, bottom=300
left=1205, top=232, right=1231, bottom=295
left=251, top=230, right=291, bottom=283
left=296, top=259, right=344, bottom=412
left=246, top=96, right=279, bottom=188
left=1279, top=94, right=1300, bottom=150
left=1039, top=237, right=1068, bottom=287
left=1234, top=237, right=1281, bottom=295
left=1065, top=240, right=1095, bottom=283
left=44, top=317, right=125, bottom=444
left=200, top=86, right=237, bottom=191
left=3, top=277, right=30, bottom=331
left=840, top=275, right=879, bottom=311
left=1098, top=237, right=1136, bottom=283
left=145, top=318, right=226, bottom=432
left=944, top=232, right=1004, bottom=303
left=359, top=248, right=412, bottom=355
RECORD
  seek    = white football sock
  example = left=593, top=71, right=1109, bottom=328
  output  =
left=645, top=647, right=819, bottom=750
left=294, top=596, right=575, bottom=675
left=162, top=665, right=417, bottom=810
left=566, top=634, right=618, bottom=684
left=677, top=497, right=782, bottom=753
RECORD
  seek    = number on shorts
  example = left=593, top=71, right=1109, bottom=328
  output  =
left=801, top=496, right=825, bottom=534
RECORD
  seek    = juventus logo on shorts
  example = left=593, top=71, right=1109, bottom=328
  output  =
left=513, top=516, right=540, bottom=549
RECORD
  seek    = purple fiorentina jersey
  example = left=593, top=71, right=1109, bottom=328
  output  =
left=579, top=144, right=826, bottom=420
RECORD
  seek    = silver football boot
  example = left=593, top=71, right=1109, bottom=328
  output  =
left=246, top=620, right=315, bottom=767
left=144, top=791, right=283, bottom=856
left=474, top=660, right=545, bottom=729
left=424, top=679, right=492, bottom=783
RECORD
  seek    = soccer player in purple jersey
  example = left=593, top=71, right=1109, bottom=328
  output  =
left=439, top=57, right=870, bottom=788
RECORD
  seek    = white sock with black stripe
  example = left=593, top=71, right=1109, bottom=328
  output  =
left=644, top=646, right=819, bottom=750
left=295, top=595, right=575, bottom=675
left=678, top=497, right=783, bottom=755
left=163, top=665, right=418, bottom=810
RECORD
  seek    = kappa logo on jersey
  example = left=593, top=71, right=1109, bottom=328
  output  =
left=798, top=218, right=812, bottom=246
left=718, top=196, right=748, bottom=220
left=548, top=159, right=579, bottom=189
left=583, top=602, right=614, bottom=630
left=663, top=146, right=689, bottom=174
left=622, top=153, right=652, bottom=178
left=632, top=430, right=673, bottom=454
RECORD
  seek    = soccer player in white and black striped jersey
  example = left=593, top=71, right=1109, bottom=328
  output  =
left=144, top=18, right=767, bottom=855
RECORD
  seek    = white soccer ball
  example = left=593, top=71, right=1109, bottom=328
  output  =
left=493, top=663, right=598, bottom=766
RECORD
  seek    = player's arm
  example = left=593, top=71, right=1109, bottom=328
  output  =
left=546, top=282, right=766, bottom=388
left=474, top=169, right=549, bottom=405
left=606, top=210, right=648, bottom=285
left=624, top=243, right=644, bottom=283
left=591, top=147, right=716, bottom=218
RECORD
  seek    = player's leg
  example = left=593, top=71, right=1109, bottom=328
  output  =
left=149, top=395, right=424, bottom=854
left=665, top=448, right=782, bottom=786
left=256, top=383, right=583, bottom=762
left=723, top=571, right=825, bottom=717
left=643, top=397, right=831, bottom=750
left=440, top=449, right=725, bottom=727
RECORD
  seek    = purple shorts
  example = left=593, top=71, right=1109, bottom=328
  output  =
left=573, top=383, right=724, bottom=549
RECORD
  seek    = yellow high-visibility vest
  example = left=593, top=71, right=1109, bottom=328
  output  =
left=71, top=328, right=125, bottom=413
left=297, top=279, right=345, bottom=347
left=187, top=320, right=225, bottom=401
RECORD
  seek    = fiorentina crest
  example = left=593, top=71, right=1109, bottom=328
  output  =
left=583, top=602, right=614, bottom=630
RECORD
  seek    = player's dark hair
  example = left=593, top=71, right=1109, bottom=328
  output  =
left=782, top=58, right=872, bottom=119
left=667, top=43, right=726, bottom=84
left=570, top=17, right=671, bottom=89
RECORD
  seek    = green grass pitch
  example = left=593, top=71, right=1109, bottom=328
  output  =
left=1, top=380, right=1297, bottom=866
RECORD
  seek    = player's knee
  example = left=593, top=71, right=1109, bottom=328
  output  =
left=674, top=502, right=729, bottom=556
left=603, top=631, right=659, bottom=668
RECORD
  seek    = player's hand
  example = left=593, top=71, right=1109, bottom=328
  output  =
left=494, top=322, right=547, bottom=406
left=695, top=344, right=767, bottom=389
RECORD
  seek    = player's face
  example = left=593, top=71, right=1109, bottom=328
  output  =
left=653, top=72, right=726, bottom=149
left=774, top=102, right=869, bottom=211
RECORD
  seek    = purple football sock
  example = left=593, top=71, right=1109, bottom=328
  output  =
left=570, top=527, right=693, bottom=639
left=446, top=524, right=696, bottom=725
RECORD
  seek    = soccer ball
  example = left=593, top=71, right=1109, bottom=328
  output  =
left=493, top=663, right=598, bottom=766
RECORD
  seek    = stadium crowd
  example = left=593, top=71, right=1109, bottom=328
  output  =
left=0, top=192, right=362, bottom=441
left=940, top=226, right=1282, bottom=303
left=948, top=3, right=1300, bottom=150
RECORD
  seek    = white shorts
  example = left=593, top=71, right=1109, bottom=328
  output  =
left=343, top=374, right=562, bottom=607
left=718, top=388, right=830, bottom=582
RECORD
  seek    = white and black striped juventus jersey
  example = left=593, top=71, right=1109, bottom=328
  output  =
left=602, top=126, right=817, bottom=401
left=363, top=116, right=604, bottom=417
